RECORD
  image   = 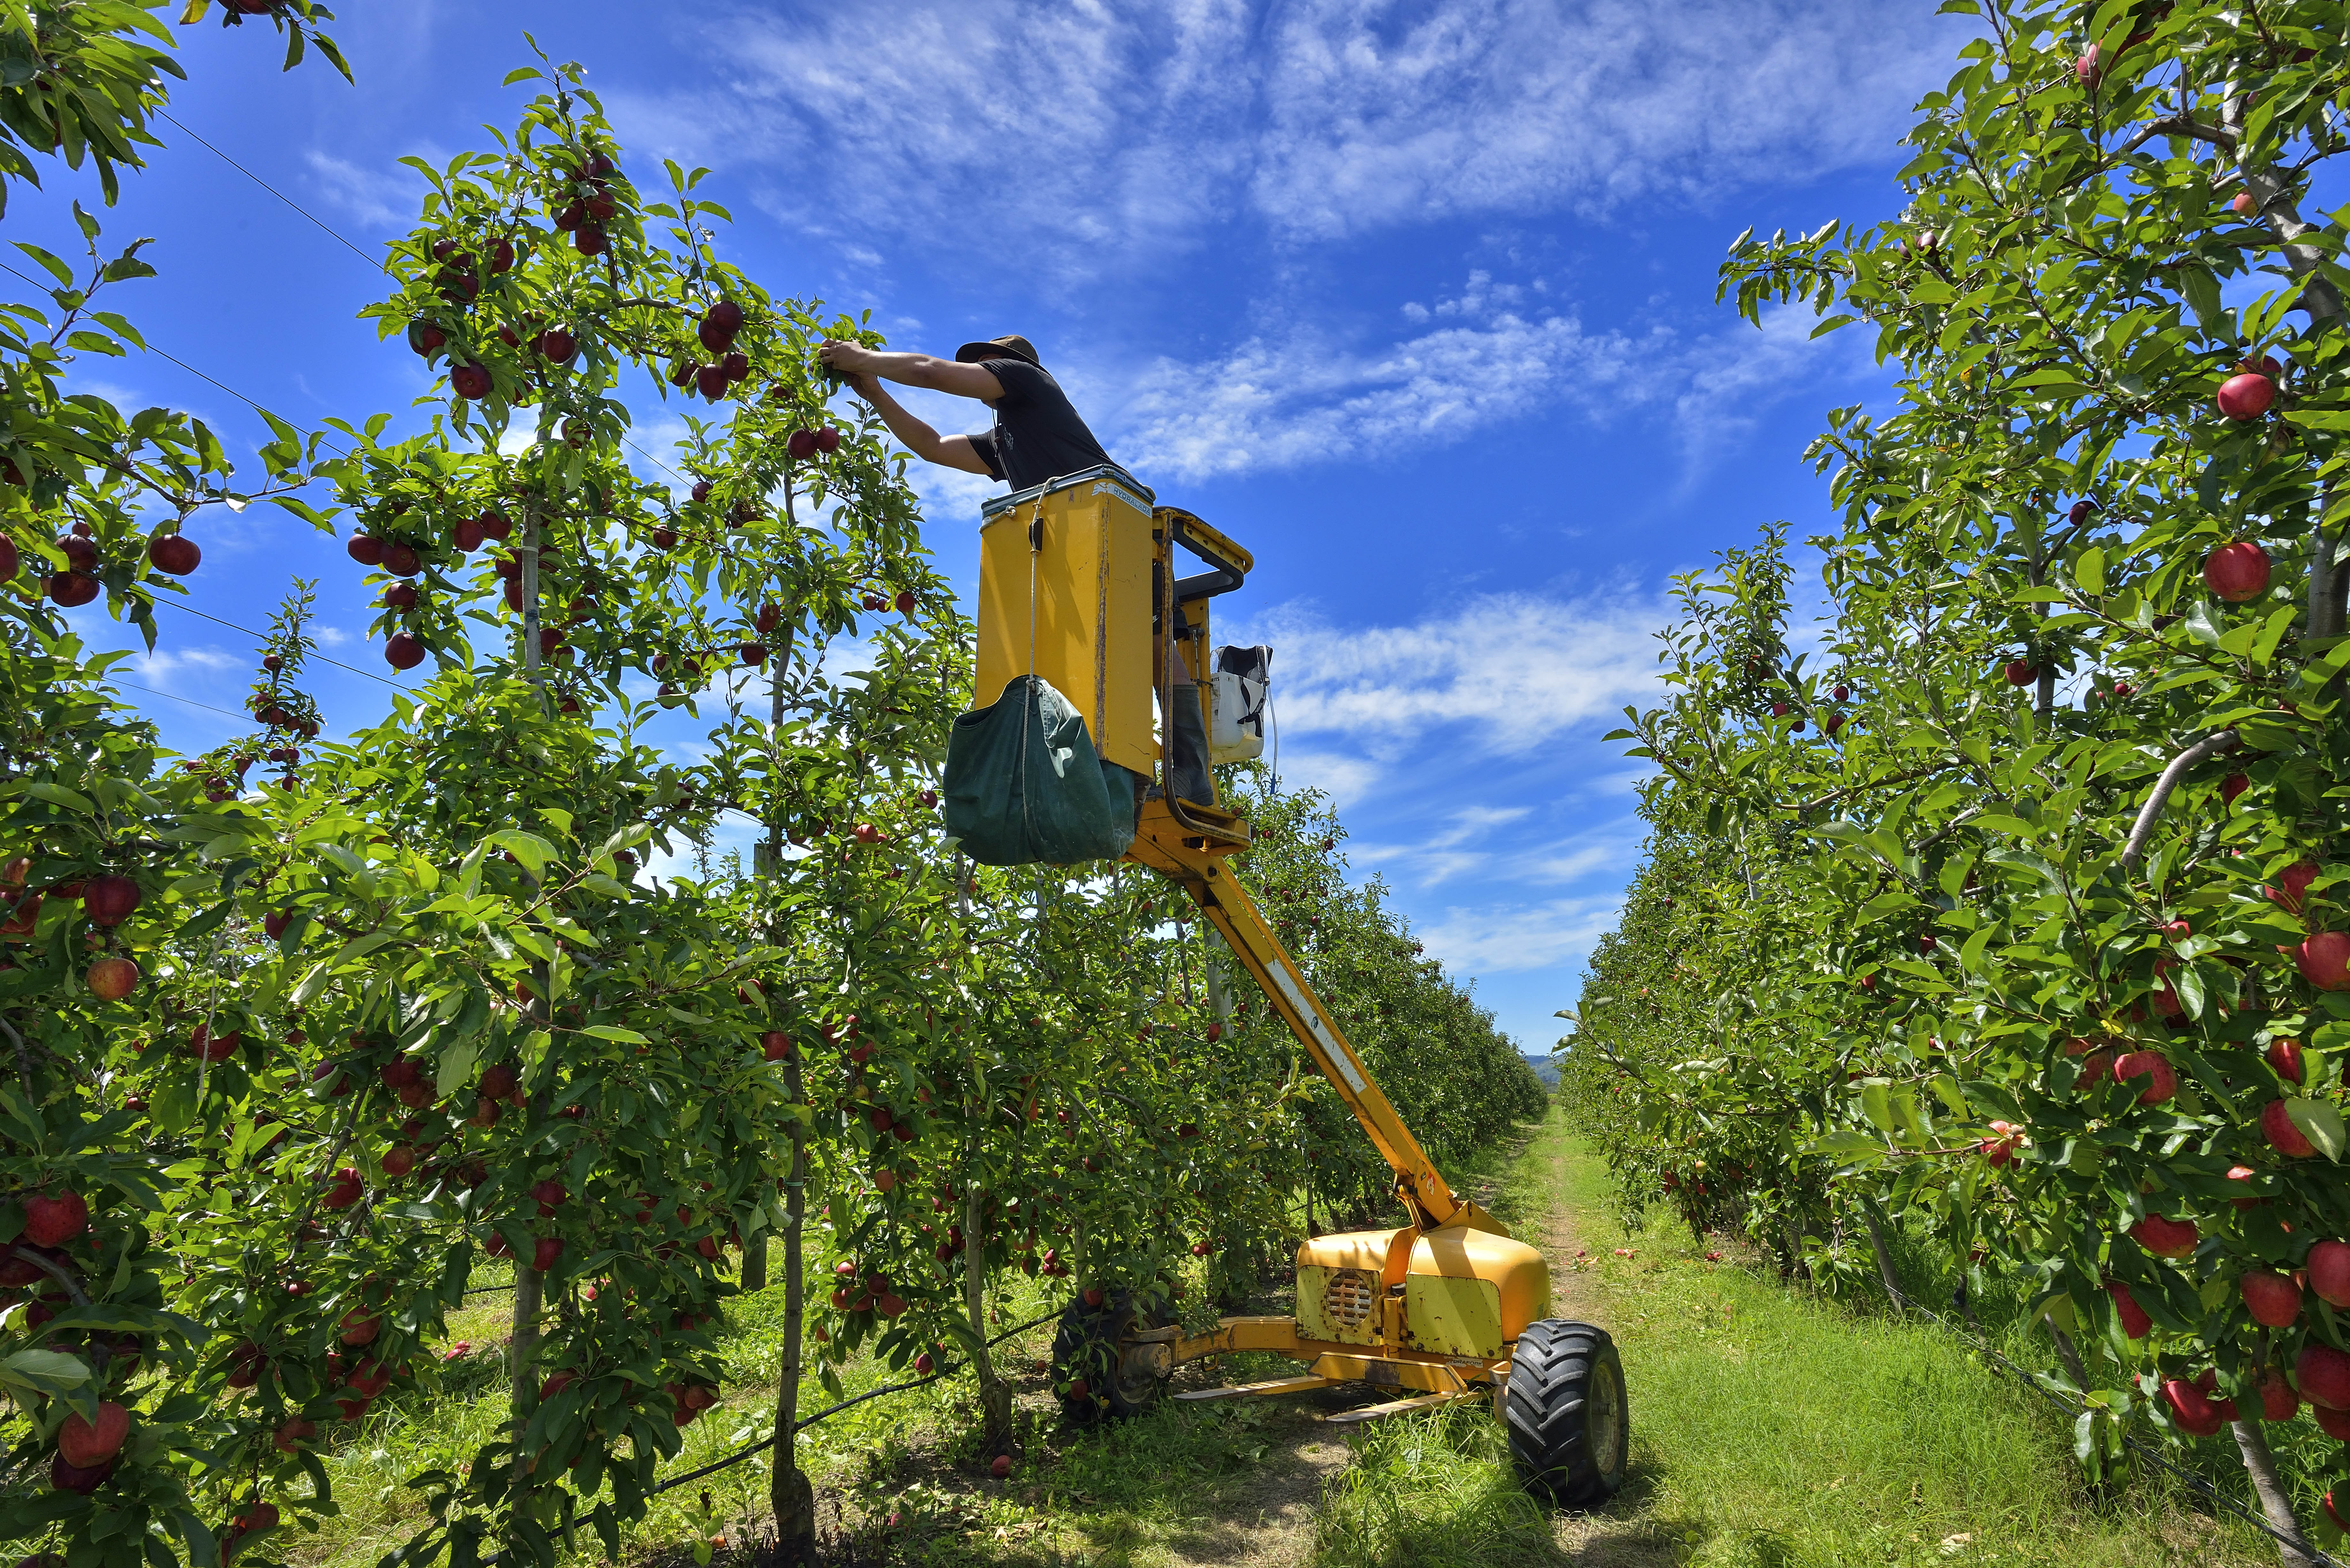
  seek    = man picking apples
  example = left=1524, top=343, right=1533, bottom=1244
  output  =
left=816, top=333, right=1111, bottom=490
left=821, top=332, right=1218, bottom=805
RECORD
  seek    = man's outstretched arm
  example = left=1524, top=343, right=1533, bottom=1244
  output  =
left=820, top=340, right=1003, bottom=401
left=831, top=367, right=993, bottom=476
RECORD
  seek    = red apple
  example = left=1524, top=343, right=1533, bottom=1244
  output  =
left=384, top=634, right=425, bottom=671
left=56, top=1402, right=128, bottom=1468
left=760, top=1031, right=793, bottom=1061
left=346, top=535, right=384, bottom=567
left=738, top=642, right=767, bottom=666
left=2223, top=773, right=2250, bottom=810
left=337, top=1309, right=379, bottom=1345
left=698, top=301, right=744, bottom=352
left=895, top=589, right=917, bottom=614
left=478, top=511, right=512, bottom=540
left=536, top=328, right=577, bottom=362
left=2264, top=1099, right=2316, bottom=1157
left=80, top=875, right=137, bottom=925
left=816, top=426, right=842, bottom=454
left=2308, top=1239, right=2350, bottom=1308
left=22, top=1191, right=86, bottom=1247
left=381, top=1144, right=417, bottom=1179
left=2131, top=1213, right=2198, bottom=1258
left=2233, top=191, right=2257, bottom=216
left=695, top=365, right=729, bottom=401
left=2162, top=1378, right=2225, bottom=1436
left=449, top=364, right=492, bottom=401
left=2112, top=1050, right=2175, bottom=1104
left=2269, top=861, right=2320, bottom=913
left=84, top=955, right=137, bottom=1001
left=787, top=429, right=819, bottom=461
left=2260, top=1365, right=2300, bottom=1422
left=2318, top=1404, right=2350, bottom=1441
left=2243, top=1270, right=2302, bottom=1328
left=2298, top=1343, right=2350, bottom=1409
left=2327, top=1489, right=2350, bottom=1532
left=531, top=1179, right=566, bottom=1216
left=531, top=1236, right=563, bottom=1272
left=147, top=534, right=200, bottom=575
left=452, top=516, right=485, bottom=553
left=2203, top=540, right=2272, bottom=602
left=2003, top=660, right=2036, bottom=686
left=47, top=573, right=96, bottom=607
left=2299, top=931, right=2350, bottom=990
left=2267, top=1038, right=2305, bottom=1083
left=406, top=320, right=445, bottom=356
left=383, top=583, right=418, bottom=611
left=2217, top=372, right=2275, bottom=420
left=380, top=542, right=421, bottom=577
left=2074, top=48, right=2101, bottom=86
left=990, top=1455, right=1011, bottom=1480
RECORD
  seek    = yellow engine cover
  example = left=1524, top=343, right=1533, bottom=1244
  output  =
left=1294, top=1225, right=1549, bottom=1360
left=976, top=464, right=1157, bottom=778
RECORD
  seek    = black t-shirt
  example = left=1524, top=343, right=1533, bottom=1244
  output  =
left=966, top=358, right=1113, bottom=491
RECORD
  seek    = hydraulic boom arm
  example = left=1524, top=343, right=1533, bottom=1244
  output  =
left=1126, top=800, right=1485, bottom=1234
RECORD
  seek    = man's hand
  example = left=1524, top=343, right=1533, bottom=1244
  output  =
left=818, top=340, right=882, bottom=397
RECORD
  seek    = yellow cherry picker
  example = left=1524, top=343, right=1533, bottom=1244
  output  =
left=944, top=463, right=1627, bottom=1505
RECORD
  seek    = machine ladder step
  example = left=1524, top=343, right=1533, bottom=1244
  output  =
left=1172, top=1375, right=1334, bottom=1403
left=1319, top=1390, right=1478, bottom=1426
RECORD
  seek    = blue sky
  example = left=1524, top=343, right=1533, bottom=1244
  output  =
left=12, top=0, right=1975, bottom=1054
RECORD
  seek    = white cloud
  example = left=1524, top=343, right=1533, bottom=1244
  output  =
left=304, top=150, right=421, bottom=232
left=625, top=0, right=1958, bottom=270
left=1235, top=588, right=1665, bottom=758
left=1111, top=305, right=1669, bottom=482
left=133, top=645, right=244, bottom=682
left=1416, top=892, right=1626, bottom=974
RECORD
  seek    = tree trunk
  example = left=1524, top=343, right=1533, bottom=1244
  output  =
left=2044, top=1317, right=2090, bottom=1390
left=740, top=1231, right=767, bottom=1293
left=966, top=1175, right=1012, bottom=1454
left=2230, top=1417, right=2316, bottom=1568
left=1861, top=1205, right=1901, bottom=1312
left=760, top=597, right=816, bottom=1565
left=768, top=1050, right=815, bottom=1564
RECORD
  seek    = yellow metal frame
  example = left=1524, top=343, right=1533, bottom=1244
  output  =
left=976, top=485, right=1547, bottom=1410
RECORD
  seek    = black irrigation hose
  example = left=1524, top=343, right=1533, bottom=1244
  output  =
left=1886, top=1280, right=2340, bottom=1568
left=644, top=1307, right=1062, bottom=1496
left=471, top=1306, right=1067, bottom=1563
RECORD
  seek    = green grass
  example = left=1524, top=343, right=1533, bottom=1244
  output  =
left=274, top=1112, right=2288, bottom=1568
left=1308, top=1105, right=2280, bottom=1568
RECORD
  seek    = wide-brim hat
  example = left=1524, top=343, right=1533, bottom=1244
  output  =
left=955, top=334, right=1039, bottom=367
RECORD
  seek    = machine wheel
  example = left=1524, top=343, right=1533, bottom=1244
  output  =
left=1504, top=1319, right=1628, bottom=1507
left=1050, top=1289, right=1170, bottom=1423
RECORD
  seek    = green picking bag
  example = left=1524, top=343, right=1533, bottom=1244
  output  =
left=943, top=675, right=1141, bottom=867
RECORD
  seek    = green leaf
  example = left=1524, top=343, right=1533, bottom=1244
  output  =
left=581, top=1025, right=649, bottom=1044
left=2075, top=546, right=2106, bottom=595
left=0, top=1347, right=92, bottom=1404
left=2286, top=1098, right=2346, bottom=1162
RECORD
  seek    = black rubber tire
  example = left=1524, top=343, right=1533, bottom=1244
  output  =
left=1505, top=1319, right=1628, bottom=1507
left=1050, top=1289, right=1169, bottom=1423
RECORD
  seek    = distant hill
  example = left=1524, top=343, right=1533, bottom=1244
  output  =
left=1521, top=1052, right=1560, bottom=1088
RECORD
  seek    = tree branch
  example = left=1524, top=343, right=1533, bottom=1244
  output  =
left=2119, top=731, right=2239, bottom=867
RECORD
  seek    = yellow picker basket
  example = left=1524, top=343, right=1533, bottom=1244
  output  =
left=975, top=464, right=1159, bottom=779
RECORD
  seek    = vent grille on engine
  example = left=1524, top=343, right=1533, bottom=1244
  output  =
left=1323, top=1267, right=1376, bottom=1329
